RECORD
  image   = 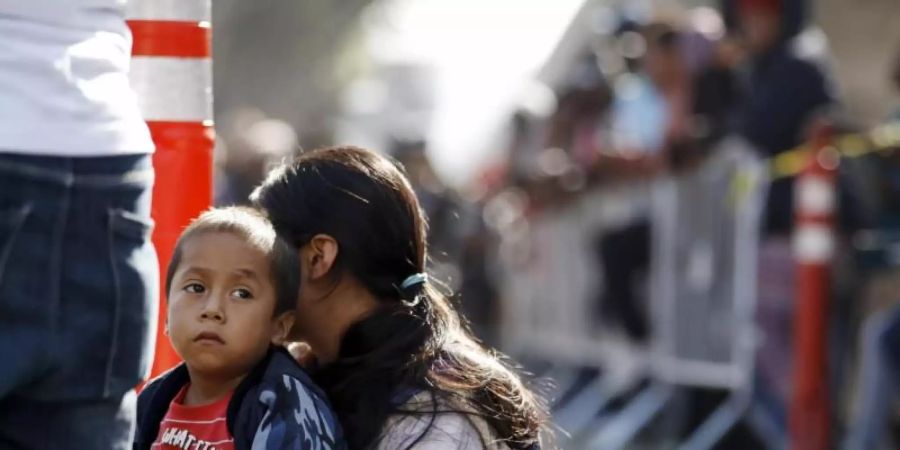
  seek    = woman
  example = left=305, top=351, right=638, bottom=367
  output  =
left=252, top=146, right=550, bottom=449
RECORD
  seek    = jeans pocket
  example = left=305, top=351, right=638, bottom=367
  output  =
left=0, top=203, right=33, bottom=289
left=104, top=208, right=158, bottom=396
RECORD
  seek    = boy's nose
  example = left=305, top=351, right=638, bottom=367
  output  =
left=199, top=294, right=226, bottom=322
left=200, top=308, right=224, bottom=321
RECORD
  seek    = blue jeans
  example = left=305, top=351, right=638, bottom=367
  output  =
left=0, top=153, right=158, bottom=449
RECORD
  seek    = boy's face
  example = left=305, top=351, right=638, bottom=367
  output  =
left=167, top=231, right=292, bottom=380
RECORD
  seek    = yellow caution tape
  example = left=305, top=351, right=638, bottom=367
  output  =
left=768, top=121, right=900, bottom=180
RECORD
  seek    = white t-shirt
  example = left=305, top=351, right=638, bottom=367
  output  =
left=0, top=0, right=154, bottom=156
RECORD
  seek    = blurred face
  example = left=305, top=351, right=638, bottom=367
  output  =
left=741, top=9, right=780, bottom=55
left=644, top=46, right=681, bottom=86
left=167, top=232, right=289, bottom=379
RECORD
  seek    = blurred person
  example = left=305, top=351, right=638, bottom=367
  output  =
left=504, top=110, right=543, bottom=188
left=507, top=56, right=609, bottom=212
left=133, top=207, right=344, bottom=449
left=390, top=138, right=501, bottom=340
left=844, top=307, right=900, bottom=450
left=391, top=138, right=463, bottom=266
left=691, top=35, right=742, bottom=151
left=594, top=21, right=694, bottom=342
left=215, top=109, right=297, bottom=206
left=736, top=0, right=834, bottom=234
left=606, top=23, right=691, bottom=171
left=0, top=1, right=157, bottom=448
left=843, top=47, right=900, bottom=450
left=214, top=107, right=266, bottom=206
left=686, top=7, right=742, bottom=158
left=393, top=138, right=506, bottom=344
left=252, top=146, right=552, bottom=449
left=455, top=209, right=503, bottom=346
left=544, top=55, right=611, bottom=175
left=733, top=0, right=847, bottom=419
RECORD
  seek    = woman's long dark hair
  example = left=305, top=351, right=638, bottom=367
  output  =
left=252, top=146, right=548, bottom=449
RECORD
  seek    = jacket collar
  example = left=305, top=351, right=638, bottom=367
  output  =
left=134, top=347, right=280, bottom=449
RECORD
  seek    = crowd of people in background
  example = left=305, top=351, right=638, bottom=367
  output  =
left=473, top=0, right=899, bottom=446
left=209, top=0, right=900, bottom=447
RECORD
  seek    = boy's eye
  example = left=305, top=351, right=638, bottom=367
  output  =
left=184, top=283, right=205, bottom=294
left=232, top=288, right=253, bottom=300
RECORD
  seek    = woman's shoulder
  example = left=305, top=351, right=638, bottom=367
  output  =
left=376, top=391, right=511, bottom=450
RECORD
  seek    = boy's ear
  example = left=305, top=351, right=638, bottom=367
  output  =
left=270, top=311, right=296, bottom=346
left=301, top=234, right=339, bottom=281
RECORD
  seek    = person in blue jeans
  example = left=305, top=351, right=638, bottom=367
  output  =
left=0, top=0, right=157, bottom=448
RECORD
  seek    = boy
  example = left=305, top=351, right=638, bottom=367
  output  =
left=133, top=207, right=345, bottom=450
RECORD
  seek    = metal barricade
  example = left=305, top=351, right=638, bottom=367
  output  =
left=499, top=183, right=650, bottom=367
left=496, top=176, right=655, bottom=447
left=650, top=140, right=766, bottom=391
left=584, top=139, right=771, bottom=450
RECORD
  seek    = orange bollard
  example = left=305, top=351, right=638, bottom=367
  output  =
left=789, top=122, right=837, bottom=450
left=127, top=0, right=214, bottom=379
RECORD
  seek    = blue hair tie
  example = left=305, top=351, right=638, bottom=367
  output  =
left=400, top=273, right=428, bottom=290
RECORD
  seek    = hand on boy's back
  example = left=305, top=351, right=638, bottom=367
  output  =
left=287, top=342, right=318, bottom=368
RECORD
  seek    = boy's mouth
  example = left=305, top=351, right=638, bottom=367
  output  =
left=194, top=331, right=225, bottom=344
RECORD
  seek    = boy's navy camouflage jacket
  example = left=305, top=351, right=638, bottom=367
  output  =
left=134, top=346, right=346, bottom=450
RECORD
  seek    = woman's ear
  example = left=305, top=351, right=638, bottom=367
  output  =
left=270, top=311, right=296, bottom=346
left=300, top=234, right=339, bottom=281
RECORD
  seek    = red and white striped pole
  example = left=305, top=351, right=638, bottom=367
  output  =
left=789, top=122, right=837, bottom=450
left=128, top=0, right=214, bottom=378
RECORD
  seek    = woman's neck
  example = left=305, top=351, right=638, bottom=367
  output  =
left=316, top=278, right=380, bottom=364
left=183, top=370, right=246, bottom=406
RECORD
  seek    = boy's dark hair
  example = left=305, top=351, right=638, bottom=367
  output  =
left=164, top=206, right=299, bottom=315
